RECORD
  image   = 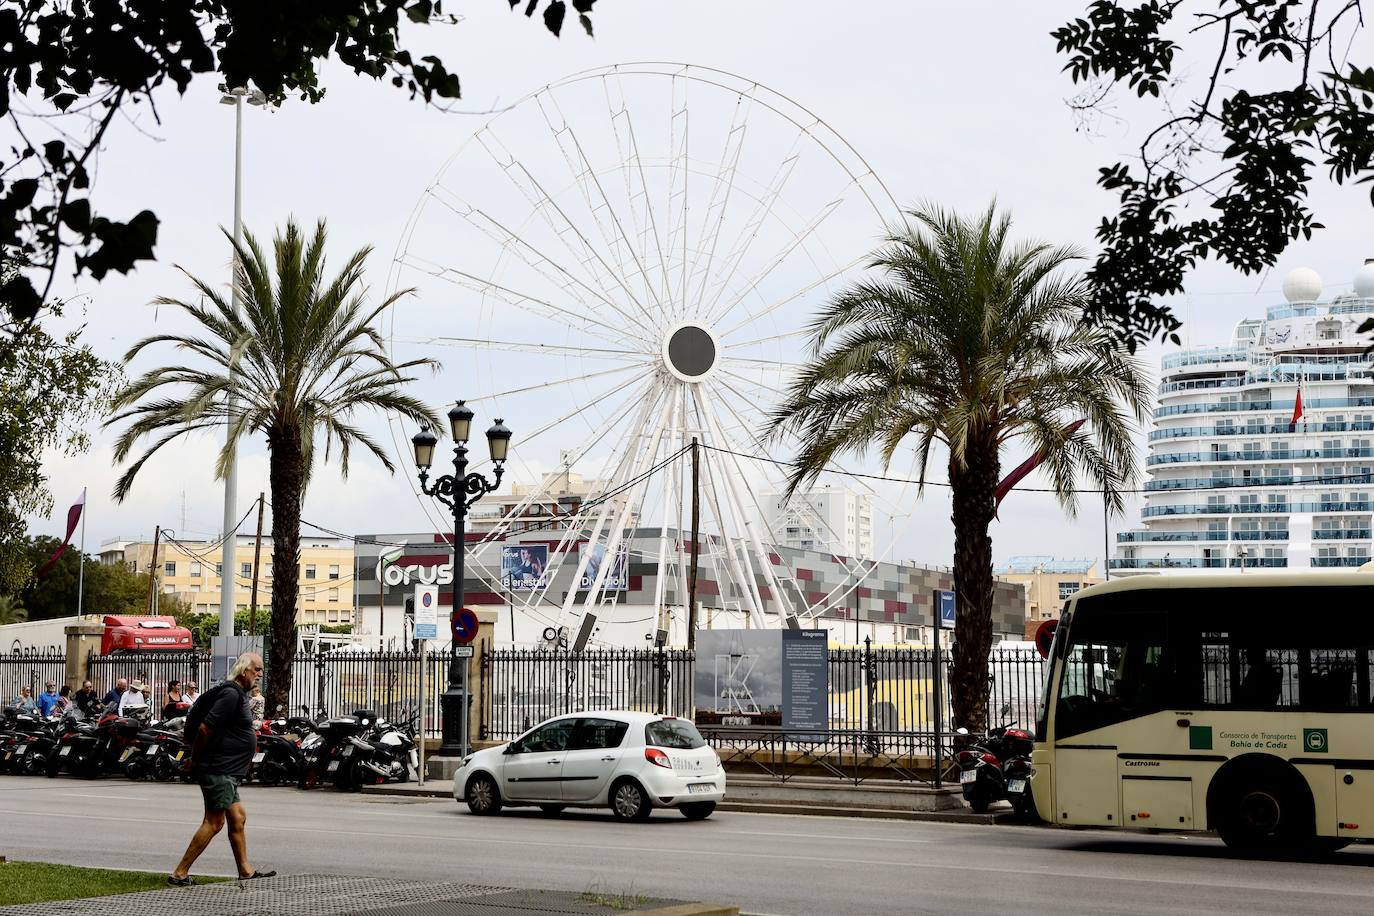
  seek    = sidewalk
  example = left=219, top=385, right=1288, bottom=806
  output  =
left=364, top=778, right=1018, bottom=825
left=0, top=874, right=738, bottom=916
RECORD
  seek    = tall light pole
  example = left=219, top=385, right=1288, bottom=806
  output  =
left=412, top=402, right=512, bottom=758
left=217, top=85, right=267, bottom=639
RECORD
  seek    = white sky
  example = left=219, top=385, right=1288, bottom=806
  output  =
left=22, top=0, right=1374, bottom=572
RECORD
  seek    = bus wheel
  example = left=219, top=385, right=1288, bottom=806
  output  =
left=1215, top=773, right=1305, bottom=854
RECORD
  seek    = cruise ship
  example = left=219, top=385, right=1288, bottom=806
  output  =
left=1113, top=265, right=1374, bottom=572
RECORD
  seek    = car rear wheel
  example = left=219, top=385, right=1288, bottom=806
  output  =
left=611, top=779, right=651, bottom=821
left=680, top=802, right=715, bottom=820
left=465, top=774, right=503, bottom=815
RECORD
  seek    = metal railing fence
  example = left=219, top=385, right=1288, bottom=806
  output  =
left=0, top=651, right=66, bottom=703
left=86, top=651, right=212, bottom=710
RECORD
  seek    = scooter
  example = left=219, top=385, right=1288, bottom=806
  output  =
left=334, top=707, right=418, bottom=790
left=955, top=703, right=1034, bottom=815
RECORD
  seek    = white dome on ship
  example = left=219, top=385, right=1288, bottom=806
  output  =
left=1282, top=267, right=1323, bottom=303
left=1353, top=263, right=1374, bottom=298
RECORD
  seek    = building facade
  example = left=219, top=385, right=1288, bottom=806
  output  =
left=351, top=529, right=1023, bottom=649
left=1114, top=265, right=1374, bottom=572
left=995, top=557, right=1102, bottom=632
left=99, top=535, right=356, bottom=625
left=758, top=486, right=874, bottom=558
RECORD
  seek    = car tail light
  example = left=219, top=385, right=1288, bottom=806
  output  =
left=644, top=747, right=673, bottom=769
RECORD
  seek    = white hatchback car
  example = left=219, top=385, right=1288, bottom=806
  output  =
left=452, top=711, right=725, bottom=821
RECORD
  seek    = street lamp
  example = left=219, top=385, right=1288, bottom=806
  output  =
left=412, top=401, right=512, bottom=758
left=216, top=83, right=269, bottom=643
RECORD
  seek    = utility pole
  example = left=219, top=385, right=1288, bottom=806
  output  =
left=248, top=493, right=265, bottom=635
left=146, top=526, right=161, bottom=615
left=687, top=438, right=700, bottom=650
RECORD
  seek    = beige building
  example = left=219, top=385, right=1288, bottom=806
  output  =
left=99, top=535, right=355, bottom=626
left=995, top=556, right=1103, bottom=636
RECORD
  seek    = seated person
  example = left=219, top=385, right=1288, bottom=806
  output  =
left=1236, top=647, right=1281, bottom=708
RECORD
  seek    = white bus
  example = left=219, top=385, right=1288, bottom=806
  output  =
left=1031, top=570, right=1374, bottom=853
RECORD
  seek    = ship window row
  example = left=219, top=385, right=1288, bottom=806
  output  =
left=1155, top=397, right=1374, bottom=418
left=1145, top=469, right=1373, bottom=490
left=1150, top=418, right=1374, bottom=440
left=1148, top=442, right=1374, bottom=465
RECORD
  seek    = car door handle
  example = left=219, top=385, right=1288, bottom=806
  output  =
left=600, top=756, right=615, bottom=762
left=547, top=758, right=561, bottom=765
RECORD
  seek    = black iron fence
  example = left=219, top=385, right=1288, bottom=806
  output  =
left=0, top=650, right=66, bottom=703
left=87, top=651, right=212, bottom=709
left=481, top=646, right=694, bottom=740
left=284, top=650, right=448, bottom=738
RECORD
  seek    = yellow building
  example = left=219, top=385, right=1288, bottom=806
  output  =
left=98, top=535, right=356, bottom=626
left=995, top=556, right=1103, bottom=636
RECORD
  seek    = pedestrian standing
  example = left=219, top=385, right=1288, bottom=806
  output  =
left=183, top=681, right=200, bottom=706
left=248, top=686, right=265, bottom=722
left=74, top=680, right=100, bottom=718
left=118, top=680, right=149, bottom=716
left=36, top=682, right=60, bottom=717
left=163, top=680, right=188, bottom=720
left=169, top=653, right=275, bottom=886
left=55, top=685, right=72, bottom=714
left=103, top=678, right=128, bottom=709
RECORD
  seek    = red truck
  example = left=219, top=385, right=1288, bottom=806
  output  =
left=100, top=615, right=194, bottom=654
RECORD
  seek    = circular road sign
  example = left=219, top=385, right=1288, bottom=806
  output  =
left=451, top=607, right=480, bottom=645
left=1034, top=619, right=1059, bottom=659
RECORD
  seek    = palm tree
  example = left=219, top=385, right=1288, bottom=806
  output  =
left=770, top=203, right=1149, bottom=730
left=0, top=595, right=26, bottom=625
left=109, top=219, right=439, bottom=713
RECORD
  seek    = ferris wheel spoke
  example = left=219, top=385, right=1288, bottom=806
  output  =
left=720, top=253, right=868, bottom=340
left=397, top=336, right=648, bottom=362
left=536, top=91, right=669, bottom=319
left=704, top=192, right=847, bottom=327
left=475, top=124, right=660, bottom=335
left=664, top=72, right=692, bottom=320
left=683, top=83, right=757, bottom=322
left=395, top=252, right=644, bottom=348
left=603, top=73, right=672, bottom=310
left=467, top=362, right=648, bottom=404
left=424, top=185, right=649, bottom=335
left=504, top=366, right=658, bottom=453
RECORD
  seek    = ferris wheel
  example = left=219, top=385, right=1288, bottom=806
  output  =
left=387, top=63, right=905, bottom=641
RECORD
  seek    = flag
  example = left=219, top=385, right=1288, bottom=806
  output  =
left=36, top=488, right=85, bottom=578
left=994, top=420, right=1087, bottom=512
left=1289, top=386, right=1304, bottom=432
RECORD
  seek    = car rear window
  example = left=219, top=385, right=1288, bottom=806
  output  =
left=645, top=718, right=705, bottom=749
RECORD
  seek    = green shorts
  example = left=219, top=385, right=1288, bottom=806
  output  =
left=198, top=773, right=241, bottom=811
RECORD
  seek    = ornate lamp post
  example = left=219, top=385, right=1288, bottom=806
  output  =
left=412, top=401, right=512, bottom=757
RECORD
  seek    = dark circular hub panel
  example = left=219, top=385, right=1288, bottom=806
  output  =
left=666, top=325, right=716, bottom=380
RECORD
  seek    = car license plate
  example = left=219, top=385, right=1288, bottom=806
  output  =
left=175, top=750, right=184, bottom=760
left=145, top=744, right=159, bottom=755
left=252, top=752, right=265, bottom=764
left=687, top=783, right=714, bottom=794
left=326, top=760, right=339, bottom=772
left=342, top=746, right=353, bottom=758
left=119, top=748, right=134, bottom=762
left=959, top=769, right=977, bottom=784
left=1006, top=778, right=1026, bottom=794
left=16, top=744, right=27, bottom=755
left=60, top=746, right=71, bottom=756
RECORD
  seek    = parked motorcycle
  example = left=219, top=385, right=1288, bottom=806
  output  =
left=11, top=714, right=66, bottom=776
left=250, top=709, right=318, bottom=787
left=124, top=717, right=189, bottom=782
left=297, top=709, right=374, bottom=790
left=333, top=707, right=417, bottom=790
left=1, top=709, right=54, bottom=775
left=955, top=703, right=1035, bottom=815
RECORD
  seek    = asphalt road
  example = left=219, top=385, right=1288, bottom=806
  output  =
left=3, top=775, right=1374, bottom=915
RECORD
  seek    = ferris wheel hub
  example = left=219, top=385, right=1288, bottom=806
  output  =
left=662, top=322, right=720, bottom=383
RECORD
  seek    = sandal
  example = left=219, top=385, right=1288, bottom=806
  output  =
left=238, top=870, right=277, bottom=880
left=167, top=875, right=196, bottom=887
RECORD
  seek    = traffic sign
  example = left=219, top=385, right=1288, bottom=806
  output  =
left=414, top=624, right=438, bottom=640
left=451, top=607, right=480, bottom=645
left=1034, top=619, right=1058, bottom=659
left=936, top=589, right=956, bottom=628
left=453, top=645, right=475, bottom=658
left=414, top=584, right=438, bottom=641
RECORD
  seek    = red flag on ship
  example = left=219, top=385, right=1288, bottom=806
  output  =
left=1289, top=386, right=1304, bottom=432
left=36, top=488, right=85, bottom=578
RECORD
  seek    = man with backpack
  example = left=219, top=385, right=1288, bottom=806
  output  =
left=168, top=652, right=276, bottom=886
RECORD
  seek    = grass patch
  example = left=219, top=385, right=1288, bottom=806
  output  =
left=580, top=889, right=651, bottom=911
left=0, top=860, right=229, bottom=906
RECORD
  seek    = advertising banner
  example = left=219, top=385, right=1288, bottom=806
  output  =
left=694, top=629, right=783, bottom=727
left=579, top=543, right=628, bottom=591
left=501, top=545, right=549, bottom=590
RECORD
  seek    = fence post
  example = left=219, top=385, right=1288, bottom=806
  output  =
left=478, top=639, right=488, bottom=741
left=63, top=624, right=104, bottom=691
left=315, top=653, right=327, bottom=717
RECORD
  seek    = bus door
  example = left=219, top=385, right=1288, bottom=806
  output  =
left=1054, top=642, right=1119, bottom=826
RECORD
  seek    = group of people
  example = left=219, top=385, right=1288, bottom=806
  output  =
left=7, top=676, right=265, bottom=723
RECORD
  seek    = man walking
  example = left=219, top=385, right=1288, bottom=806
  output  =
left=169, top=653, right=275, bottom=885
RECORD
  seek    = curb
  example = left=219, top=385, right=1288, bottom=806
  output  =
left=638, top=905, right=739, bottom=916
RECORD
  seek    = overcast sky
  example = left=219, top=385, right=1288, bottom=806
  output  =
left=23, top=0, right=1374, bottom=573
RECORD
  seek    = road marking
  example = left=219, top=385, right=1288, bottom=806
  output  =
left=57, top=792, right=156, bottom=801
